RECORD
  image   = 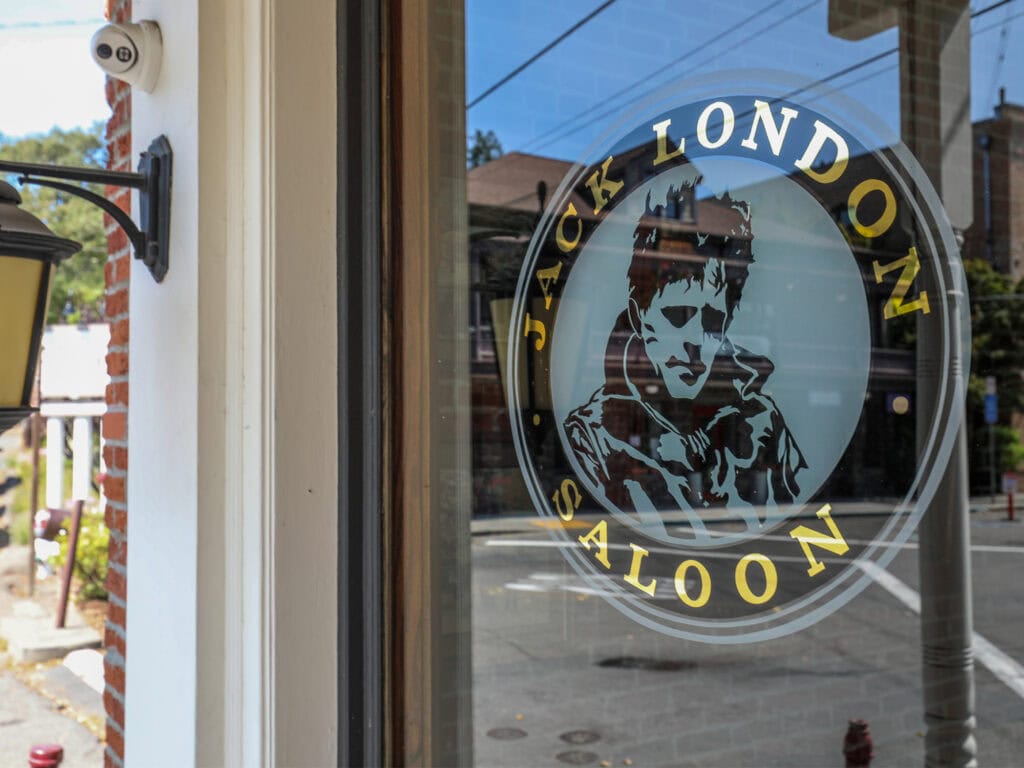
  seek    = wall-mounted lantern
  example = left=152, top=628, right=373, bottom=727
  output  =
left=0, top=136, right=172, bottom=435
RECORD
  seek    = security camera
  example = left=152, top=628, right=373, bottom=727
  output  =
left=90, top=20, right=162, bottom=93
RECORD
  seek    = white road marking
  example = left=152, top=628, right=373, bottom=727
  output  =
left=485, top=534, right=1024, bottom=556
left=858, top=560, right=1024, bottom=702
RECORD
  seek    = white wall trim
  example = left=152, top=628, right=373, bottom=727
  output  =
left=127, top=1, right=336, bottom=765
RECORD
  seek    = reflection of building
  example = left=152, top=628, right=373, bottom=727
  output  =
left=965, top=94, right=1024, bottom=278
left=470, top=153, right=573, bottom=515
left=468, top=148, right=919, bottom=517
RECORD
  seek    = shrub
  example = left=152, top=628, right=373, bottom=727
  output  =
left=50, top=510, right=109, bottom=602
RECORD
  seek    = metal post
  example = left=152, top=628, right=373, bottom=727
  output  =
left=989, top=423, right=996, bottom=500
left=55, top=500, right=83, bottom=630
left=899, top=1, right=976, bottom=765
left=28, top=412, right=40, bottom=597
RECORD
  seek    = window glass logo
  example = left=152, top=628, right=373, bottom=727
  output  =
left=507, top=82, right=968, bottom=642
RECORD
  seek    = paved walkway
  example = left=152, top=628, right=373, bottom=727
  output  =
left=0, top=545, right=104, bottom=767
left=0, top=672, right=104, bottom=768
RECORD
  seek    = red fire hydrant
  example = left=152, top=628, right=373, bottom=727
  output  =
left=28, top=744, right=63, bottom=768
left=843, top=720, right=873, bottom=767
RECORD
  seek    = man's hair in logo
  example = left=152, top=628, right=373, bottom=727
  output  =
left=627, top=177, right=754, bottom=324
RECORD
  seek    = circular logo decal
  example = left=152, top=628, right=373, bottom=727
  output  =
left=507, top=77, right=968, bottom=642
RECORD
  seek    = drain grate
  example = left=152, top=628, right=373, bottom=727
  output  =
left=486, top=727, right=528, bottom=740
left=597, top=655, right=695, bottom=672
left=556, top=750, right=600, bottom=765
left=560, top=730, right=600, bottom=745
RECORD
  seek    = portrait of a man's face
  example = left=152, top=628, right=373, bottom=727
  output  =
left=632, top=272, right=729, bottom=399
left=562, top=175, right=807, bottom=537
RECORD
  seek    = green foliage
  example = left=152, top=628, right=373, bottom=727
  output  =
left=467, top=129, right=503, bottom=169
left=4, top=449, right=75, bottom=546
left=50, top=511, right=109, bottom=602
left=4, top=454, right=35, bottom=546
left=964, top=258, right=1024, bottom=492
left=0, top=124, right=108, bottom=323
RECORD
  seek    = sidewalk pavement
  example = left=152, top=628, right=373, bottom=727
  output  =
left=0, top=544, right=104, bottom=767
left=471, top=494, right=1016, bottom=537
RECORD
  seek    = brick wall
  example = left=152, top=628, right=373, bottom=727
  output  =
left=966, top=101, right=1024, bottom=280
left=102, top=1, right=131, bottom=766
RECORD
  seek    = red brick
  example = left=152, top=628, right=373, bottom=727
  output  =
left=104, top=77, right=119, bottom=108
left=109, top=318, right=130, bottom=346
left=103, top=689, right=124, bottom=725
left=103, top=412, right=126, bottom=441
left=104, top=657, right=126, bottom=693
left=113, top=98, right=129, bottom=128
left=105, top=626, right=126, bottom=658
left=105, top=382, right=129, bottom=409
left=108, top=535, right=127, bottom=566
left=106, top=352, right=129, bottom=377
left=113, top=134, right=131, bottom=164
left=105, top=288, right=128, bottom=318
left=103, top=444, right=127, bottom=470
left=106, top=226, right=129, bottom=256
left=104, top=475, right=126, bottom=504
left=107, top=600, right=127, bottom=631
left=104, top=0, right=130, bottom=748
left=111, top=253, right=131, bottom=285
left=105, top=567, right=127, bottom=603
left=105, top=504, right=126, bottom=532
left=105, top=726, right=125, bottom=763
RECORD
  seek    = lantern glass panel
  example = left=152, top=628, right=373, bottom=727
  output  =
left=0, top=255, right=49, bottom=408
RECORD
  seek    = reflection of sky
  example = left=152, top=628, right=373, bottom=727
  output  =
left=467, top=0, right=1024, bottom=162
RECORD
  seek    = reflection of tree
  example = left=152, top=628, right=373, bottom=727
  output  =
left=965, top=258, right=1024, bottom=491
left=467, top=129, right=503, bottom=169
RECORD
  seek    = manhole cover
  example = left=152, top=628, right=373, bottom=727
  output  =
left=556, top=750, right=599, bottom=765
left=597, top=655, right=695, bottom=672
left=560, top=730, right=601, bottom=745
left=486, top=727, right=528, bottom=740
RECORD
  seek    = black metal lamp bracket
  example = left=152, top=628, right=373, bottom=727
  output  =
left=0, top=135, right=172, bottom=282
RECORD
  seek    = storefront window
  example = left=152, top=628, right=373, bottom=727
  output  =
left=388, top=2, right=1024, bottom=765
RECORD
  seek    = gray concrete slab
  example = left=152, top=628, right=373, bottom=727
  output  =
left=0, top=671, right=103, bottom=768
left=1, top=616, right=101, bottom=663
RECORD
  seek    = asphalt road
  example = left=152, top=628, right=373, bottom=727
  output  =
left=470, top=506, right=1024, bottom=767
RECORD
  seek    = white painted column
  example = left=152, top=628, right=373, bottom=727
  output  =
left=45, top=417, right=64, bottom=509
left=72, top=416, right=93, bottom=501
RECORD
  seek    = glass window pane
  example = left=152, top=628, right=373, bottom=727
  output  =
left=392, top=1, right=1024, bottom=765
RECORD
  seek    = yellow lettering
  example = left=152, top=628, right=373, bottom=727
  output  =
left=674, top=559, right=711, bottom=608
left=735, top=554, right=778, bottom=605
left=585, top=156, right=624, bottom=215
left=556, top=203, right=582, bottom=253
left=873, top=247, right=931, bottom=319
left=696, top=101, right=735, bottom=149
left=740, top=100, right=799, bottom=157
left=535, top=263, right=563, bottom=311
left=848, top=178, right=897, bottom=238
left=788, top=503, right=850, bottom=577
left=578, top=520, right=611, bottom=569
left=624, top=544, right=657, bottom=596
left=794, top=119, right=849, bottom=184
left=551, top=478, right=582, bottom=522
left=523, top=312, right=546, bottom=350
left=652, top=118, right=685, bottom=166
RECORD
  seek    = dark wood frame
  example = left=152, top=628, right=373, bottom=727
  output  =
left=385, top=0, right=474, bottom=765
left=338, top=0, right=475, bottom=762
left=337, top=0, right=384, bottom=764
